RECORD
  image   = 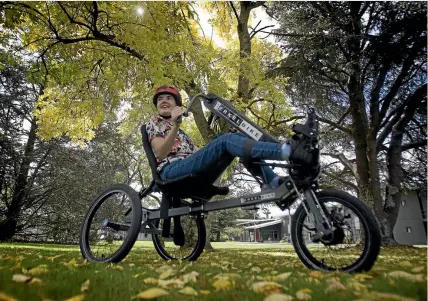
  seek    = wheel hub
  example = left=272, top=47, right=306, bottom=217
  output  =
left=320, top=226, right=345, bottom=245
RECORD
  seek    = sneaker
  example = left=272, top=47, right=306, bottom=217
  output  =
left=288, top=135, right=317, bottom=166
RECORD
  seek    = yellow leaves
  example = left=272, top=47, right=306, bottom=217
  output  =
left=411, top=266, right=425, bottom=273
left=46, top=255, right=64, bottom=262
left=346, top=279, right=370, bottom=294
left=12, top=274, right=33, bottom=283
left=178, top=287, right=198, bottom=296
left=251, top=266, right=262, bottom=273
left=399, top=261, right=413, bottom=268
left=386, top=271, right=425, bottom=282
left=12, top=274, right=42, bottom=284
left=252, top=281, right=283, bottom=295
left=213, top=273, right=240, bottom=280
left=264, top=294, right=294, bottom=301
left=182, top=271, right=199, bottom=283
left=135, top=288, right=169, bottom=299
left=157, top=279, right=185, bottom=289
left=277, top=272, right=292, bottom=280
left=354, top=274, right=373, bottom=281
left=308, top=270, right=323, bottom=278
left=0, top=292, right=18, bottom=301
left=325, top=279, right=346, bottom=293
left=62, top=259, right=79, bottom=268
left=64, top=294, right=85, bottom=301
left=199, top=290, right=211, bottom=295
left=80, top=279, right=90, bottom=293
left=157, top=265, right=173, bottom=273
left=158, top=269, right=175, bottom=280
left=132, top=273, right=146, bottom=278
left=212, top=279, right=232, bottom=291
left=35, top=87, right=106, bottom=143
left=296, top=288, right=312, bottom=300
left=24, top=264, right=48, bottom=276
left=143, top=278, right=159, bottom=285
left=110, top=265, right=124, bottom=272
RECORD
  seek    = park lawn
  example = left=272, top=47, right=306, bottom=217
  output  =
left=0, top=242, right=426, bottom=301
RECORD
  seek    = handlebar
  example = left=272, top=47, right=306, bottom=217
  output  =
left=306, top=107, right=317, bottom=132
left=176, top=93, right=210, bottom=123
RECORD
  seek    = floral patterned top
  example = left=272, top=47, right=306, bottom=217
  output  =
left=146, top=115, right=196, bottom=172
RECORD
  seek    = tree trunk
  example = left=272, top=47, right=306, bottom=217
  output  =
left=204, top=213, right=215, bottom=250
left=346, top=3, right=387, bottom=240
left=384, top=85, right=427, bottom=243
left=0, top=118, right=37, bottom=241
left=236, top=3, right=252, bottom=101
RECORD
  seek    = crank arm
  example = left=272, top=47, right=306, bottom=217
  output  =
left=103, top=220, right=130, bottom=231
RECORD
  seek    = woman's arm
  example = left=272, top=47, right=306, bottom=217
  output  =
left=150, top=106, right=183, bottom=160
left=151, top=124, right=179, bottom=161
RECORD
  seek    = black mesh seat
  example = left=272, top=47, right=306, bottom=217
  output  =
left=140, top=124, right=229, bottom=201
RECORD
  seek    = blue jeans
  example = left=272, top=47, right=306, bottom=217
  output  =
left=160, top=133, right=282, bottom=184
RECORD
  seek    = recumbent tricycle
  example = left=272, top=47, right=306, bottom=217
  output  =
left=79, top=93, right=381, bottom=272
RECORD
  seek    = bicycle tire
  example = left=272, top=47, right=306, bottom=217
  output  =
left=80, top=184, right=142, bottom=263
left=291, top=189, right=381, bottom=272
left=152, top=215, right=206, bottom=261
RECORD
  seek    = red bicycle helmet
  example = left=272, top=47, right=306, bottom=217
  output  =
left=152, top=85, right=182, bottom=107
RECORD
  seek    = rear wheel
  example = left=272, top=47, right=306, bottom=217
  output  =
left=80, top=184, right=142, bottom=263
left=152, top=214, right=206, bottom=261
left=291, top=189, right=381, bottom=272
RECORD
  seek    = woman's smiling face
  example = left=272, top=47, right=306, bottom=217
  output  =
left=156, top=94, right=177, bottom=116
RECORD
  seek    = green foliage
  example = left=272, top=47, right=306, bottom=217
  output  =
left=1, top=2, right=292, bottom=144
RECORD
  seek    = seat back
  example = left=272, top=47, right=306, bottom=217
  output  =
left=140, top=123, right=229, bottom=200
left=141, top=124, right=161, bottom=182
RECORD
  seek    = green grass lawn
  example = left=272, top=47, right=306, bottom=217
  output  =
left=0, top=242, right=426, bottom=301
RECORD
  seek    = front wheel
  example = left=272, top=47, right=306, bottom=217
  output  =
left=80, top=184, right=142, bottom=263
left=291, top=189, right=381, bottom=272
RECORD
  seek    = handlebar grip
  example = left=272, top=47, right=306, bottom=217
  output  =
left=306, top=107, right=316, bottom=130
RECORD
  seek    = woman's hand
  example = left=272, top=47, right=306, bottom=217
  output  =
left=171, top=106, right=183, bottom=125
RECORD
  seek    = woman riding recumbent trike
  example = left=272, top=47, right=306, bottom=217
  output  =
left=79, top=91, right=381, bottom=273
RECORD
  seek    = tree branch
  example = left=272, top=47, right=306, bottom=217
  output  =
left=229, top=2, right=240, bottom=24
left=321, top=170, right=359, bottom=193
left=321, top=152, right=357, bottom=178
left=378, top=37, right=426, bottom=122
left=377, top=84, right=427, bottom=152
left=317, top=116, right=352, bottom=134
left=250, top=24, right=275, bottom=40
left=401, top=140, right=427, bottom=152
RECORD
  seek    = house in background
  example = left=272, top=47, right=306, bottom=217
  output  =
left=236, top=213, right=293, bottom=242
left=393, top=190, right=427, bottom=245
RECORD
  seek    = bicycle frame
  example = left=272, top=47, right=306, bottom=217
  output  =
left=122, top=94, right=333, bottom=237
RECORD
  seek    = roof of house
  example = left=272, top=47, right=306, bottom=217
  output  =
left=244, top=219, right=282, bottom=229
left=236, top=219, right=276, bottom=226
